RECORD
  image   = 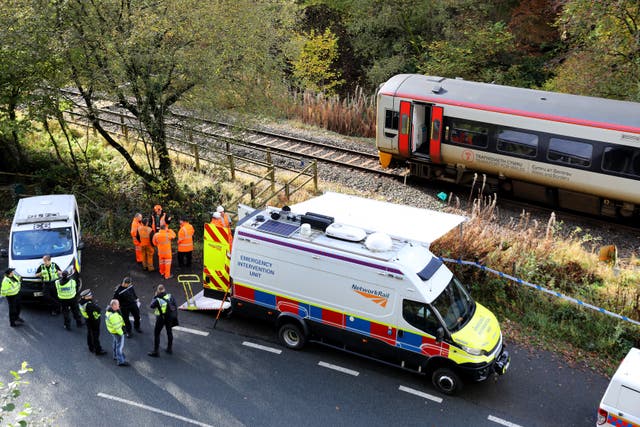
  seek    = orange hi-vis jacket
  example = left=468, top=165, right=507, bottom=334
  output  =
left=137, top=225, right=153, bottom=246
left=220, top=212, right=231, bottom=229
left=130, top=217, right=142, bottom=244
left=152, top=228, right=176, bottom=258
left=178, top=222, right=195, bottom=253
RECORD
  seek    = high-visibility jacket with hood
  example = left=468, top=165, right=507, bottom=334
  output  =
left=178, top=222, right=195, bottom=252
left=152, top=228, right=176, bottom=258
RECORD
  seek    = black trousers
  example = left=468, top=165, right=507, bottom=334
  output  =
left=153, top=316, right=173, bottom=351
left=177, top=251, right=192, bottom=268
left=60, top=298, right=82, bottom=327
left=6, top=294, right=21, bottom=325
left=43, top=281, right=61, bottom=312
left=121, top=303, right=141, bottom=333
left=86, top=321, right=104, bottom=353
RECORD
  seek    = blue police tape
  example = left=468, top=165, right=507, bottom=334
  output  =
left=439, top=257, right=640, bottom=328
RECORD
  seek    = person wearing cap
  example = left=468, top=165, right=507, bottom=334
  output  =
left=216, top=205, right=232, bottom=230
left=152, top=223, right=176, bottom=279
left=1, top=268, right=24, bottom=327
left=177, top=217, right=195, bottom=269
left=35, top=255, right=62, bottom=316
left=130, top=213, right=143, bottom=265
left=113, top=277, right=142, bottom=337
left=79, top=289, right=106, bottom=355
left=105, top=299, right=129, bottom=366
left=55, top=271, right=83, bottom=331
left=148, top=284, right=177, bottom=357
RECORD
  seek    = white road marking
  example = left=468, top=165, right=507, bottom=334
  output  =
left=242, top=341, right=282, bottom=354
left=488, top=415, right=523, bottom=427
left=0, top=347, right=3, bottom=352
left=171, top=326, right=209, bottom=336
left=97, top=393, right=213, bottom=427
left=398, top=385, right=443, bottom=403
left=318, top=361, right=359, bottom=376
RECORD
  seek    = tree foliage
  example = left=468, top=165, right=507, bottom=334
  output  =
left=548, top=0, right=640, bottom=100
left=291, top=28, right=344, bottom=94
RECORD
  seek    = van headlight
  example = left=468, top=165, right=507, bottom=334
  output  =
left=458, top=344, right=485, bottom=356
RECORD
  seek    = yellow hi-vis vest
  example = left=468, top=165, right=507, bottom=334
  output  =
left=40, top=263, right=59, bottom=282
left=55, top=278, right=77, bottom=300
left=105, top=311, right=124, bottom=335
left=153, top=294, right=172, bottom=316
left=79, top=302, right=100, bottom=320
left=1, top=275, right=21, bottom=297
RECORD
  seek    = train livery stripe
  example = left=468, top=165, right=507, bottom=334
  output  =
left=237, top=230, right=404, bottom=275
left=233, top=282, right=449, bottom=357
left=381, top=91, right=640, bottom=135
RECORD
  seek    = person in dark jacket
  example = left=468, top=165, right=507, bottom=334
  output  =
left=35, top=255, right=62, bottom=316
left=78, top=289, right=106, bottom=355
left=113, top=277, right=142, bottom=338
left=147, top=284, right=177, bottom=357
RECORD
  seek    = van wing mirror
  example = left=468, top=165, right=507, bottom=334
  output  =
left=77, top=241, right=85, bottom=250
left=435, top=327, right=445, bottom=343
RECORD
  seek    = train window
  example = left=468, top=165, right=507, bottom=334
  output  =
left=548, top=137, right=592, bottom=167
left=385, top=110, right=399, bottom=130
left=448, top=121, right=488, bottom=148
left=496, top=130, right=538, bottom=157
left=602, top=146, right=640, bottom=177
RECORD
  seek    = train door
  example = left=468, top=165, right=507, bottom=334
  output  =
left=429, top=106, right=443, bottom=163
left=398, top=101, right=412, bottom=158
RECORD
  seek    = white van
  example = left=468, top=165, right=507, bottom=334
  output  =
left=216, top=192, right=509, bottom=395
left=8, top=194, right=84, bottom=297
left=597, top=347, right=640, bottom=426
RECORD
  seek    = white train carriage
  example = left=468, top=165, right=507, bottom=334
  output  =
left=376, top=74, right=640, bottom=218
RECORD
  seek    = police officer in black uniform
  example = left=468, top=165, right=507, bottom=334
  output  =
left=78, top=289, right=106, bottom=355
left=113, top=277, right=142, bottom=338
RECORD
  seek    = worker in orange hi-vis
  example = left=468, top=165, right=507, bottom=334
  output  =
left=212, top=209, right=233, bottom=251
left=177, top=217, right=195, bottom=269
left=137, top=218, right=155, bottom=272
left=151, top=204, right=171, bottom=233
left=152, top=224, right=176, bottom=279
left=130, top=213, right=143, bottom=265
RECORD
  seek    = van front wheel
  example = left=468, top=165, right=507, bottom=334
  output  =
left=431, top=367, right=462, bottom=395
left=278, top=323, right=306, bottom=350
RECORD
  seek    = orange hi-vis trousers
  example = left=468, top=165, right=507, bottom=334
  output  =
left=141, top=245, right=155, bottom=271
left=158, top=255, right=172, bottom=278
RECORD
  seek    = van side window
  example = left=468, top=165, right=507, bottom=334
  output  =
left=402, top=299, right=440, bottom=335
left=385, top=110, right=399, bottom=130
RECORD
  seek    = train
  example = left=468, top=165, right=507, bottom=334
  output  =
left=376, top=74, right=640, bottom=220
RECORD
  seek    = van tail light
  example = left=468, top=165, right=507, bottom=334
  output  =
left=597, top=408, right=608, bottom=425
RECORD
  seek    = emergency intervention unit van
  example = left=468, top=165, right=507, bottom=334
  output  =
left=597, top=347, right=640, bottom=427
left=215, top=192, right=509, bottom=394
left=8, top=194, right=84, bottom=297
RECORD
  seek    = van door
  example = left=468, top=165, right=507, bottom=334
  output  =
left=396, top=299, right=448, bottom=367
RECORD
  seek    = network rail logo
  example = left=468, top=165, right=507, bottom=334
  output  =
left=352, top=284, right=390, bottom=308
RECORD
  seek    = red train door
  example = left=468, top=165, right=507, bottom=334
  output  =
left=398, top=101, right=412, bottom=158
left=429, top=106, right=443, bottom=163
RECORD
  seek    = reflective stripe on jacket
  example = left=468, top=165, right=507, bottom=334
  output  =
left=178, top=222, right=194, bottom=252
left=152, top=229, right=176, bottom=257
left=105, top=310, right=124, bottom=335
left=40, top=264, right=60, bottom=282
left=1, top=275, right=21, bottom=297
left=152, top=293, right=172, bottom=316
left=55, top=278, right=77, bottom=299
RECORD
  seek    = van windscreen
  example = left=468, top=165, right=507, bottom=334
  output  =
left=11, top=227, right=73, bottom=259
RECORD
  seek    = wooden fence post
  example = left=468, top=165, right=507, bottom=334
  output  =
left=228, top=154, right=235, bottom=181
left=120, top=113, right=129, bottom=141
left=189, top=131, right=200, bottom=172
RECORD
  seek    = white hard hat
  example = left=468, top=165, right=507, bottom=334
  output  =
left=216, top=205, right=224, bottom=213
left=213, top=212, right=222, bottom=219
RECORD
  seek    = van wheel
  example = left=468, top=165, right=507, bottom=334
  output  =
left=278, top=323, right=306, bottom=350
left=431, top=367, right=462, bottom=395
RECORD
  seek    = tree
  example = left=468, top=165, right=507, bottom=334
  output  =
left=547, top=0, right=640, bottom=100
left=0, top=0, right=62, bottom=171
left=50, top=0, right=297, bottom=200
left=291, top=28, right=344, bottom=94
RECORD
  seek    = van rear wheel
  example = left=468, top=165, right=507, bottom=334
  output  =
left=278, top=323, right=306, bottom=350
left=431, top=367, right=462, bottom=395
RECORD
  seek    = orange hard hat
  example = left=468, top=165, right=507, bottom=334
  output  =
left=154, top=204, right=162, bottom=211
